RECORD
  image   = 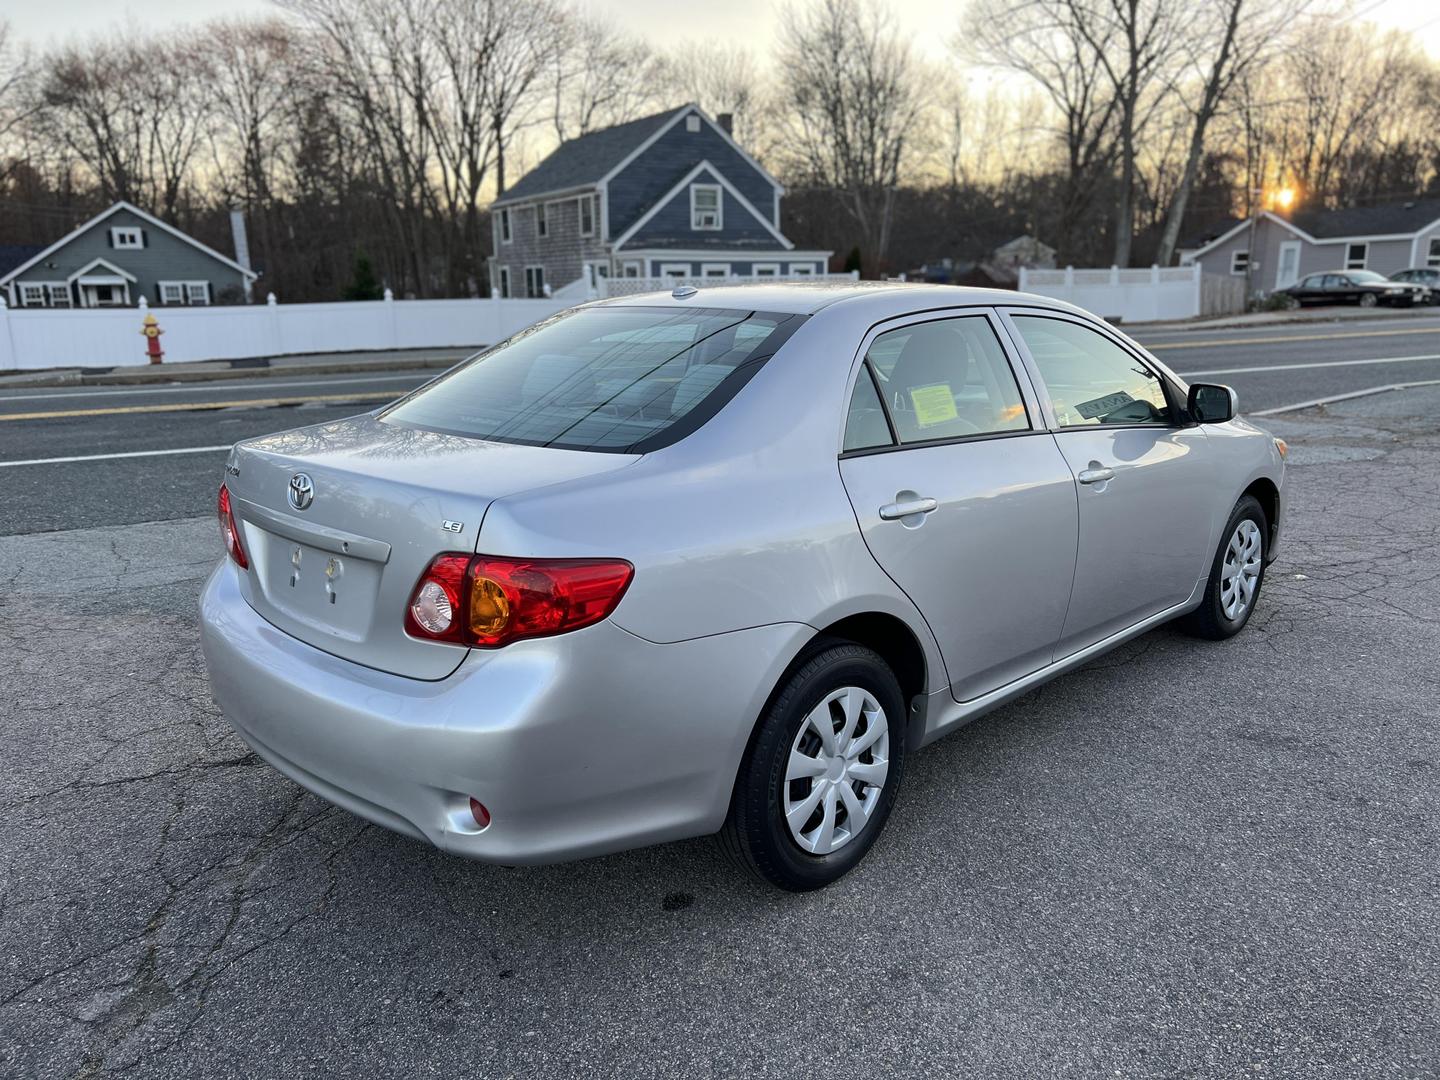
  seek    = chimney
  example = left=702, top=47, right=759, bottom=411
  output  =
left=230, top=207, right=254, bottom=303
left=716, top=112, right=734, bottom=136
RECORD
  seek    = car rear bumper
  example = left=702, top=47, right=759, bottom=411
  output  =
left=199, top=561, right=809, bottom=865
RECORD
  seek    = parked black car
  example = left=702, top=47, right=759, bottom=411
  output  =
left=1276, top=270, right=1428, bottom=308
left=1389, top=267, right=1440, bottom=303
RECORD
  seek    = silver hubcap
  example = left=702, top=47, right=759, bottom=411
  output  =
left=783, top=687, right=890, bottom=855
left=1221, top=519, right=1263, bottom=621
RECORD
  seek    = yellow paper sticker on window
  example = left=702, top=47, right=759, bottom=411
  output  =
left=909, top=383, right=958, bottom=427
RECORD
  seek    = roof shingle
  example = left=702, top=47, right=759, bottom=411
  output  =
left=1288, top=198, right=1440, bottom=238
left=497, top=106, right=689, bottom=204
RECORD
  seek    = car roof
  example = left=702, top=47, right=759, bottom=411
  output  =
left=593, top=281, right=1089, bottom=320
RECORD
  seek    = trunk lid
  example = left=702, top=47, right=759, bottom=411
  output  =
left=225, top=414, right=637, bottom=680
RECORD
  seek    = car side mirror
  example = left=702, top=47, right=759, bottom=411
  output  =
left=1188, top=383, right=1237, bottom=424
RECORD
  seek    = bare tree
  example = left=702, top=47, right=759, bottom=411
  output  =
left=482, top=0, right=566, bottom=197
left=202, top=20, right=296, bottom=208
left=962, top=0, right=1121, bottom=260
left=33, top=33, right=211, bottom=217
left=663, top=41, right=763, bottom=142
left=549, top=14, right=667, bottom=142
left=1153, top=0, right=1291, bottom=266
left=776, top=0, right=925, bottom=274
left=0, top=21, right=35, bottom=181
left=1063, top=0, right=1183, bottom=265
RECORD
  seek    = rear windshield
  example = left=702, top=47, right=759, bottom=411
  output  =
left=381, top=306, right=801, bottom=452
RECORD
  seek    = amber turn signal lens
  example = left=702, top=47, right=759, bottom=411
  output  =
left=1274, top=437, right=1288, bottom=459
left=468, top=575, right=512, bottom=637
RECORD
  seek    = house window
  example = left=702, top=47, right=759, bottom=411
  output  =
left=1230, top=250, right=1249, bottom=275
left=110, top=226, right=144, bottom=249
left=690, top=184, right=722, bottom=231
left=537, top=202, right=548, bottom=238
left=524, top=266, right=546, bottom=298
left=659, top=263, right=690, bottom=279
left=752, top=264, right=779, bottom=277
left=19, top=283, right=47, bottom=307
left=701, top=263, right=730, bottom=278
left=579, top=195, right=595, bottom=237
left=497, top=266, right=511, bottom=298
left=791, top=264, right=814, bottom=276
left=500, top=208, right=512, bottom=244
left=158, top=281, right=211, bottom=305
left=1427, top=238, right=1440, bottom=268
left=622, top=261, right=642, bottom=278
left=685, top=115, right=701, bottom=133
left=1345, top=242, right=1367, bottom=270
left=46, top=283, right=72, bottom=308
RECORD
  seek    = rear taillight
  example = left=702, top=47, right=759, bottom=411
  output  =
left=218, top=484, right=249, bottom=569
left=405, top=554, right=633, bottom=649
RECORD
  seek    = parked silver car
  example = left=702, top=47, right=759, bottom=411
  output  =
left=201, top=284, right=1286, bottom=890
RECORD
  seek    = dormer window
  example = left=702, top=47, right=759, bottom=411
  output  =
left=111, top=226, right=144, bottom=249
left=690, top=184, right=721, bottom=231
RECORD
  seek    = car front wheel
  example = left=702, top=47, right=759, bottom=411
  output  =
left=1360, top=292, right=1378, bottom=308
left=1181, top=495, right=1268, bottom=640
left=720, top=641, right=906, bottom=891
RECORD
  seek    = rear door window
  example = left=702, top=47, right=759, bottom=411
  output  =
left=862, top=316, right=1030, bottom=444
left=382, top=307, right=800, bottom=452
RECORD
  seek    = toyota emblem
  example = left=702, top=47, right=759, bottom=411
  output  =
left=287, top=473, right=314, bottom=511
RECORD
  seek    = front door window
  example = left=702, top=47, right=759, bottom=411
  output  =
left=1010, top=316, right=1172, bottom=427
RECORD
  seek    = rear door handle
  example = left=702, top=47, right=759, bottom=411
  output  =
left=1077, top=466, right=1115, bottom=485
left=879, top=497, right=938, bottom=520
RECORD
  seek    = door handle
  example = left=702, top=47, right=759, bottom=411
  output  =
left=879, top=497, right=938, bottom=520
left=1077, top=466, right=1114, bottom=485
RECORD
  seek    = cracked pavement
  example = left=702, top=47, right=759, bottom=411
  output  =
left=2, top=393, right=1437, bottom=1079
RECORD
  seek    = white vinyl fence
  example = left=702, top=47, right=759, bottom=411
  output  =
left=599, top=271, right=858, bottom=297
left=0, top=292, right=569, bottom=372
left=1019, top=263, right=1244, bottom=323
left=0, top=270, right=864, bottom=372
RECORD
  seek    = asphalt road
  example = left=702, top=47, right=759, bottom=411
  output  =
left=3, top=311, right=1440, bottom=536
left=2, top=386, right=1436, bottom=1078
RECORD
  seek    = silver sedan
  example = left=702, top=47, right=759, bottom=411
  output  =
left=201, top=284, right=1286, bottom=890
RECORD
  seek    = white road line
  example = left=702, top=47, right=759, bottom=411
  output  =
left=1253, top=380, right=1440, bottom=416
left=1178, top=353, right=1440, bottom=377
left=0, top=444, right=232, bottom=468
left=0, top=372, right=428, bottom=403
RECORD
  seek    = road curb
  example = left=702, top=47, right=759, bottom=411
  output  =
left=0, top=355, right=461, bottom=390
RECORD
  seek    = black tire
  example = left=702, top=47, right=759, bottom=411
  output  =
left=1180, top=495, right=1268, bottom=640
left=1360, top=292, right=1378, bottom=308
left=720, top=641, right=907, bottom=891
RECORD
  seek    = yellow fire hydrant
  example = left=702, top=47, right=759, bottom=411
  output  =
left=140, top=313, right=165, bottom=364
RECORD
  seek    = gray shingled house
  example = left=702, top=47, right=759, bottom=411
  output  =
left=1, top=201, right=257, bottom=309
left=489, top=104, right=831, bottom=297
left=1181, top=199, right=1440, bottom=294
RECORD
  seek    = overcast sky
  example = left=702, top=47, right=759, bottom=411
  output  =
left=12, top=0, right=1440, bottom=59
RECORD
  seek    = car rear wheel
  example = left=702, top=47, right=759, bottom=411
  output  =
left=720, top=641, right=906, bottom=891
left=1180, top=495, right=1267, bottom=640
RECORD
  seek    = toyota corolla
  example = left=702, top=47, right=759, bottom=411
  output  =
left=200, top=284, right=1286, bottom=890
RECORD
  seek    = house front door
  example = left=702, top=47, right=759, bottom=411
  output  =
left=1276, top=241, right=1301, bottom=290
